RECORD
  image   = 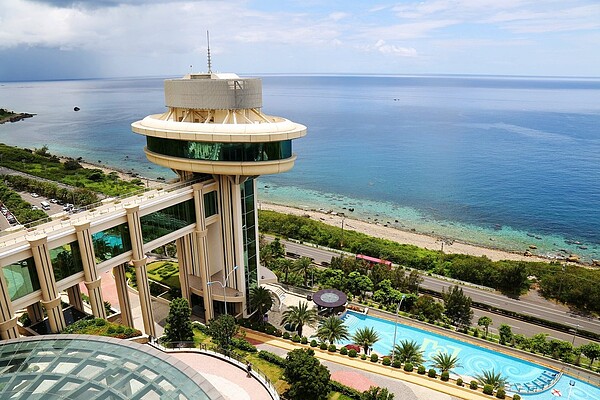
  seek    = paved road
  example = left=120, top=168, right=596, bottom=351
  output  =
left=268, top=237, right=600, bottom=338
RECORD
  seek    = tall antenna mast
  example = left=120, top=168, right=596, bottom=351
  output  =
left=207, top=30, right=212, bottom=73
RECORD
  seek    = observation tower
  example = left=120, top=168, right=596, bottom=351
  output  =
left=132, top=72, right=306, bottom=320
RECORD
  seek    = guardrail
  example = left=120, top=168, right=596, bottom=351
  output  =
left=149, top=339, right=280, bottom=400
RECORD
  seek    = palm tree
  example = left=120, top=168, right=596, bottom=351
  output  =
left=317, top=316, right=349, bottom=345
left=281, top=301, right=319, bottom=337
left=478, top=316, right=493, bottom=338
left=352, top=326, right=380, bottom=355
left=475, top=369, right=508, bottom=389
left=249, top=286, right=274, bottom=323
left=430, top=352, right=461, bottom=373
left=391, top=339, right=424, bottom=364
left=293, top=257, right=313, bottom=287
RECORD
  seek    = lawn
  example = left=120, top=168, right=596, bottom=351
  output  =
left=147, top=260, right=180, bottom=289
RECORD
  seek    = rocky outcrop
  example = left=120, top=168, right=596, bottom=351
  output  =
left=0, top=112, right=35, bottom=124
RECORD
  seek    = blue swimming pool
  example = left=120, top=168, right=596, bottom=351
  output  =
left=340, top=311, right=600, bottom=399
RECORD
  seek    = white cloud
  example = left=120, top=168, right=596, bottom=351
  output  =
left=374, top=39, right=417, bottom=57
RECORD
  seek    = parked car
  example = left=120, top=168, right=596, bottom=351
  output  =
left=31, top=193, right=39, bottom=198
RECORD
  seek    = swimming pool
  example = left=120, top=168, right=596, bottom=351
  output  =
left=341, top=311, right=600, bottom=399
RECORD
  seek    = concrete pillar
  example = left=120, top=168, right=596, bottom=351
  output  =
left=27, top=302, right=44, bottom=324
left=176, top=237, right=191, bottom=302
left=28, top=234, right=66, bottom=333
left=125, top=205, right=155, bottom=337
left=113, top=264, right=133, bottom=327
left=192, top=183, right=214, bottom=321
left=74, top=222, right=106, bottom=319
left=67, top=284, right=84, bottom=312
left=0, top=272, right=19, bottom=339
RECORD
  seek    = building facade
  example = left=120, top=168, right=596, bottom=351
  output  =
left=0, top=72, right=305, bottom=339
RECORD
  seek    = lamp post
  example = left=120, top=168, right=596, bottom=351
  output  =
left=567, top=379, right=575, bottom=400
left=208, top=265, right=239, bottom=316
left=571, top=324, right=580, bottom=345
left=390, top=294, right=406, bottom=365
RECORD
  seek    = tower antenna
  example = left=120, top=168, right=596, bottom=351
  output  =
left=207, top=31, right=212, bottom=73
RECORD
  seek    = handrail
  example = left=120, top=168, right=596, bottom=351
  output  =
left=149, top=339, right=280, bottom=400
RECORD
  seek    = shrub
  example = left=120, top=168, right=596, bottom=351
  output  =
left=94, top=318, right=107, bottom=326
left=283, top=332, right=290, bottom=339
left=403, top=362, right=413, bottom=372
left=496, top=388, right=506, bottom=399
left=328, top=344, right=337, bottom=352
left=258, top=350, right=286, bottom=367
left=370, top=353, right=379, bottom=363
left=417, top=365, right=426, bottom=374
left=456, top=378, right=464, bottom=386
left=18, top=313, right=31, bottom=327
left=328, top=380, right=362, bottom=400
left=428, top=368, right=437, bottom=378
left=473, top=328, right=480, bottom=338
left=470, top=381, right=478, bottom=390
left=392, top=360, right=402, bottom=368
left=292, top=334, right=301, bottom=343
left=513, top=395, right=521, bottom=400
left=361, top=354, right=367, bottom=360
left=310, top=339, right=318, bottom=347
left=301, top=336, right=308, bottom=344
left=340, top=347, right=348, bottom=355
left=349, top=349, right=358, bottom=358
left=382, top=357, right=391, bottom=366
left=441, top=371, right=450, bottom=381
left=320, top=342, right=328, bottom=350
left=483, top=384, right=494, bottom=395
left=231, top=337, right=257, bottom=353
left=344, top=344, right=361, bottom=353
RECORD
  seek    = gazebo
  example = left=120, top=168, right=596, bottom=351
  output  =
left=313, top=289, right=348, bottom=315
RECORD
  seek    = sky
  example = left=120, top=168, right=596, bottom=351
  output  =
left=0, top=0, right=599, bottom=81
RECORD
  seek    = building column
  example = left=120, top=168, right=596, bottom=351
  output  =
left=0, top=272, right=19, bottom=339
left=28, top=234, right=66, bottom=333
left=176, top=236, right=191, bottom=302
left=67, top=284, right=84, bottom=312
left=74, top=221, right=106, bottom=319
left=125, top=205, right=155, bottom=337
left=192, top=183, right=213, bottom=321
left=113, top=264, right=133, bottom=327
left=27, top=302, right=44, bottom=324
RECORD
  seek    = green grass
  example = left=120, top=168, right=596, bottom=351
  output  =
left=147, top=261, right=181, bottom=289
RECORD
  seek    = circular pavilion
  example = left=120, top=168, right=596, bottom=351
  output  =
left=313, top=289, right=348, bottom=315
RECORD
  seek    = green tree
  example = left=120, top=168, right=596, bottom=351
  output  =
left=352, top=326, right=380, bottom=355
left=411, top=295, right=444, bottom=322
left=498, top=324, right=513, bottom=346
left=581, top=342, right=600, bottom=367
left=284, top=348, right=330, bottom=400
left=442, top=285, right=473, bottom=327
left=317, top=316, right=349, bottom=345
left=293, top=256, right=313, bottom=287
left=249, top=286, right=274, bottom=323
left=496, top=261, right=530, bottom=297
left=361, top=386, right=395, bottom=400
left=281, top=301, right=319, bottom=337
left=208, top=314, right=239, bottom=353
left=477, top=316, right=493, bottom=338
left=163, top=298, right=194, bottom=344
left=347, top=271, right=373, bottom=297
left=276, top=258, right=294, bottom=284
left=430, top=352, right=461, bottom=373
left=406, top=270, right=423, bottom=293
left=530, top=333, right=549, bottom=355
left=474, top=369, right=508, bottom=389
left=392, top=339, right=424, bottom=364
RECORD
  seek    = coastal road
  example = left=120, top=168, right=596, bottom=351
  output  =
left=267, top=237, right=600, bottom=338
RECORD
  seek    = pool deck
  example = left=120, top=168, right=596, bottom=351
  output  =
left=245, top=329, right=490, bottom=400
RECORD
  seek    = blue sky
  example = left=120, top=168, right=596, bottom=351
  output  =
left=0, top=0, right=599, bottom=81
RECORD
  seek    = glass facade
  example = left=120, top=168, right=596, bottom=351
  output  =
left=203, top=191, right=218, bottom=218
left=147, top=137, right=292, bottom=162
left=91, top=223, right=132, bottom=264
left=241, top=179, right=258, bottom=312
left=2, top=257, right=40, bottom=301
left=140, top=200, right=195, bottom=244
left=50, top=242, right=84, bottom=282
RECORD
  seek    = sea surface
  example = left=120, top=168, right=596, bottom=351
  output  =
left=1, top=75, right=599, bottom=262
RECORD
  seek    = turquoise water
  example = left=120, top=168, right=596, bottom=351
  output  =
left=341, top=311, right=600, bottom=398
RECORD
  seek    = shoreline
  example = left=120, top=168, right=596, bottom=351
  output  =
left=0, top=112, right=35, bottom=124
left=260, top=202, right=550, bottom=263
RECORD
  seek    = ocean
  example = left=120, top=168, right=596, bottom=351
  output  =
left=1, top=75, right=599, bottom=262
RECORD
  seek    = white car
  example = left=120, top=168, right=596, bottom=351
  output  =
left=31, top=193, right=39, bottom=198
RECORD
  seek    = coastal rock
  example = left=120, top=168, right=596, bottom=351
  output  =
left=0, top=113, right=34, bottom=124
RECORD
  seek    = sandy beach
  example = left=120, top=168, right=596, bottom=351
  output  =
left=261, top=202, right=549, bottom=263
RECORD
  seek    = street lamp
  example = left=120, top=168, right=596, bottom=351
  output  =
left=208, top=265, right=239, bottom=316
left=571, top=324, right=580, bottom=345
left=390, top=294, right=406, bottom=365
left=567, top=380, right=575, bottom=400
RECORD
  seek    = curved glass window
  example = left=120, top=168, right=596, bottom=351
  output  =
left=92, top=223, right=132, bottom=263
left=3, top=257, right=40, bottom=301
left=147, top=137, right=292, bottom=162
left=140, top=200, right=195, bottom=244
